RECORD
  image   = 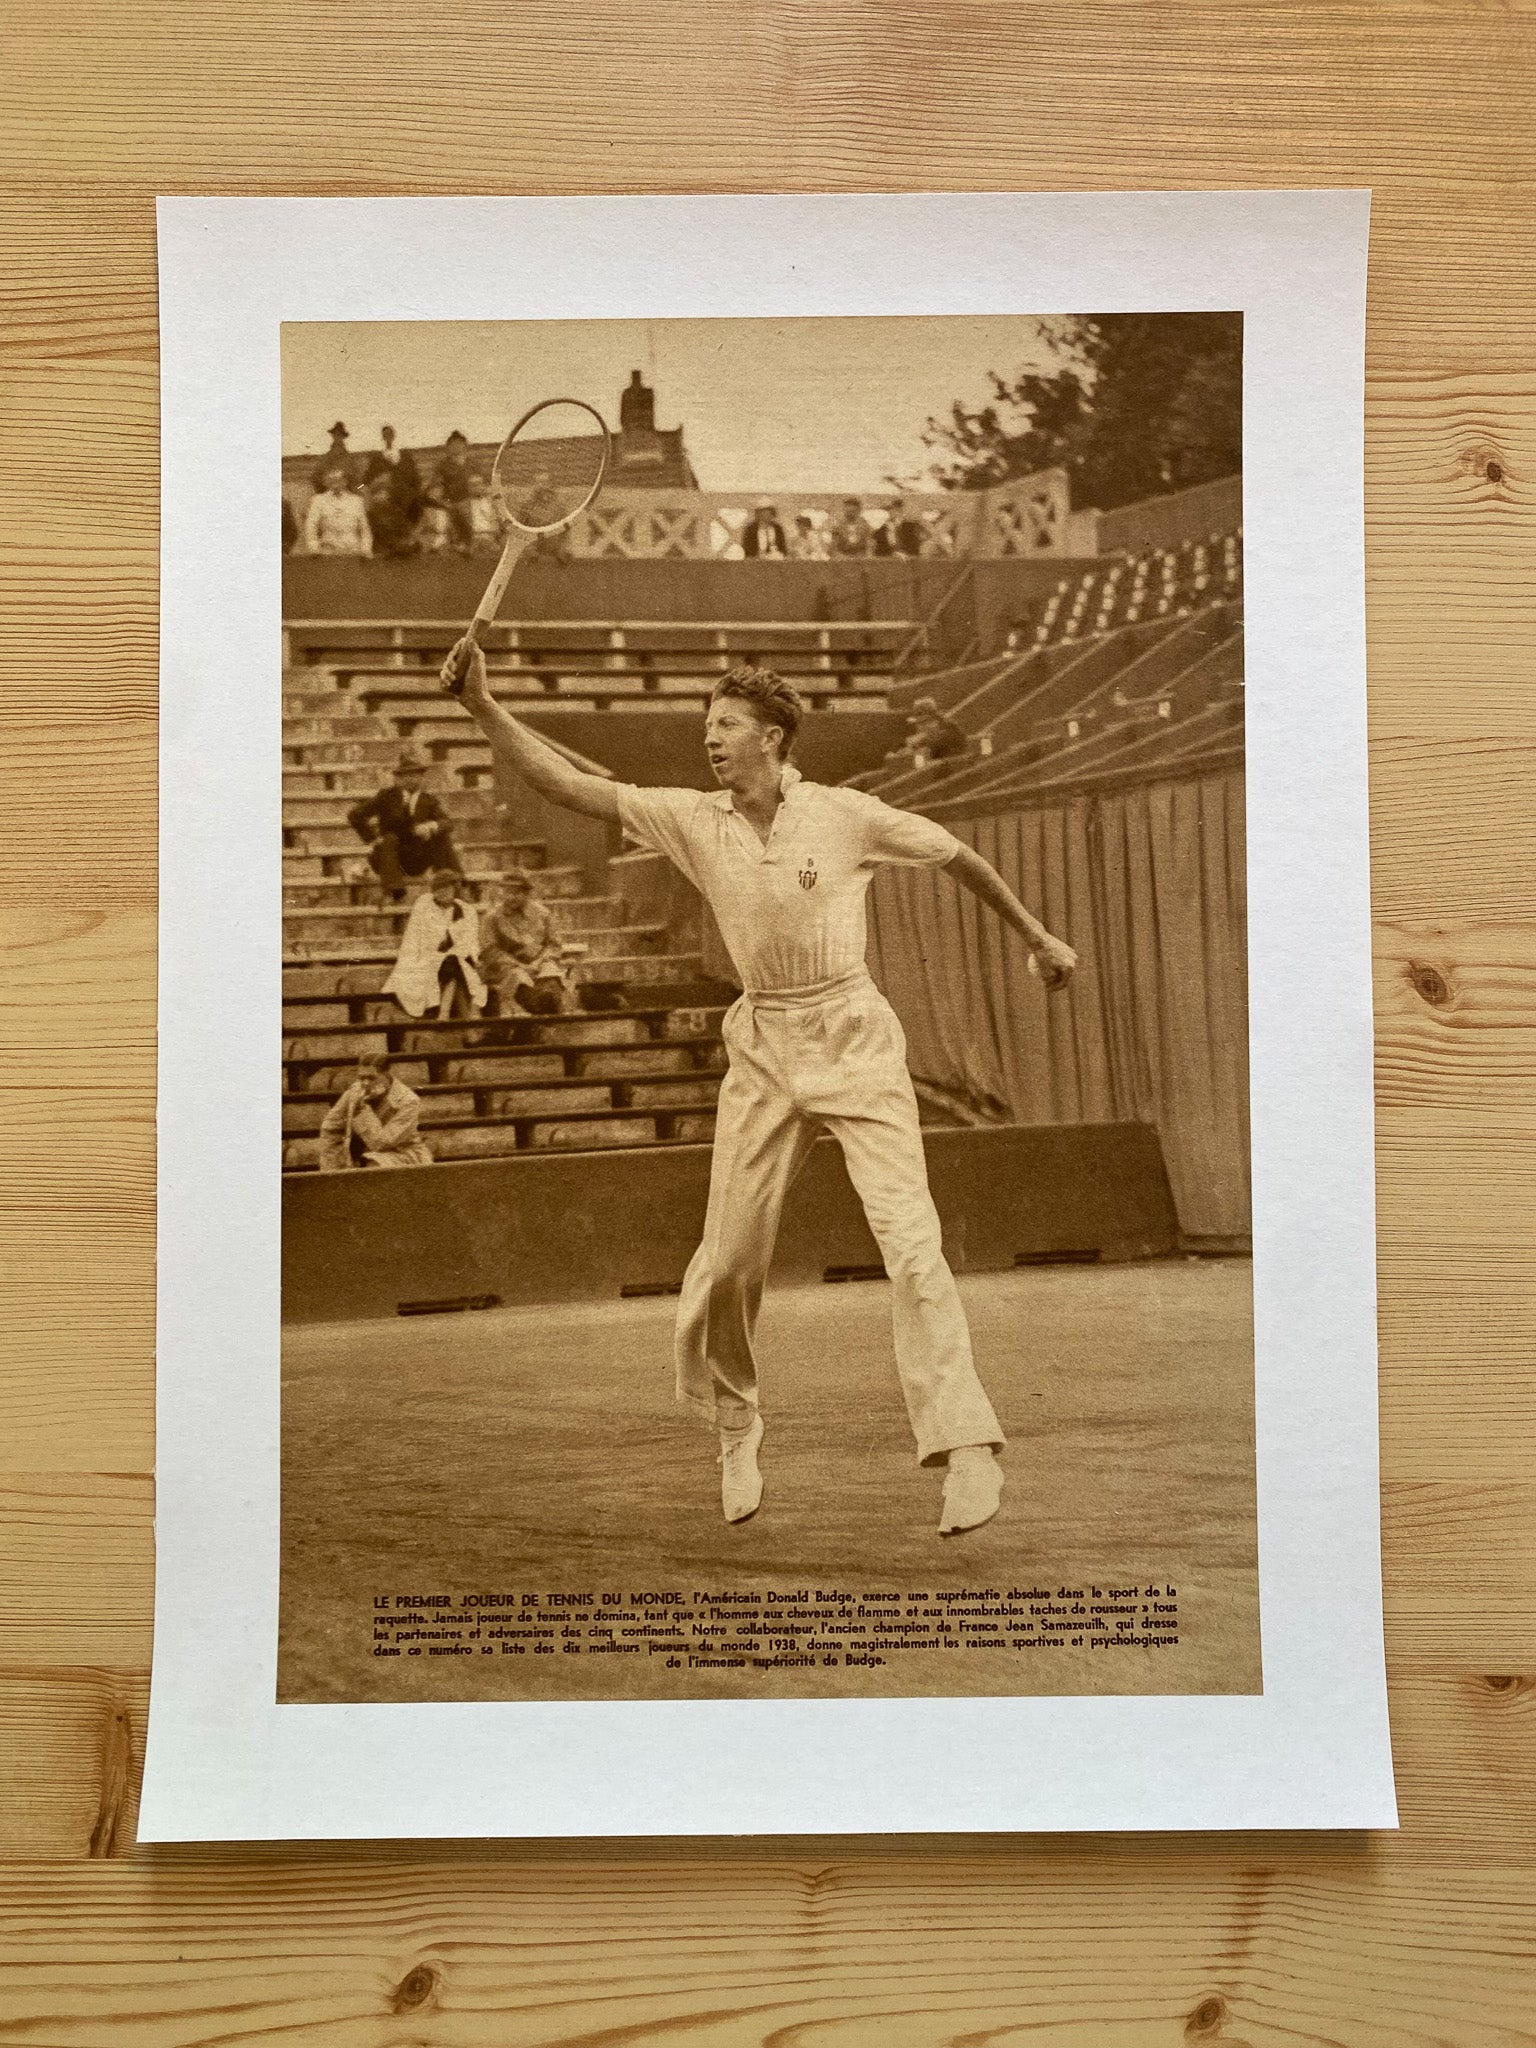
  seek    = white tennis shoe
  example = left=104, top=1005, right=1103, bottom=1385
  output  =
left=719, top=1412, right=765, bottom=1523
left=939, top=1446, right=1004, bottom=1535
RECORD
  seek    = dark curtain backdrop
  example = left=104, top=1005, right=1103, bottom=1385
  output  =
left=866, top=768, right=1250, bottom=1241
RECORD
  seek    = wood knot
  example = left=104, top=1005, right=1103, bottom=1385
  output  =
left=1407, top=961, right=1450, bottom=1007
left=1482, top=1674, right=1531, bottom=1698
left=1187, top=1994, right=1227, bottom=2036
left=390, top=1963, right=440, bottom=2014
left=88, top=1702, right=134, bottom=1859
left=1460, top=444, right=1508, bottom=486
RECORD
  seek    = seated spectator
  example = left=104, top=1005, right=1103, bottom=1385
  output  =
left=437, top=430, right=475, bottom=552
left=480, top=868, right=579, bottom=1016
left=317, top=1054, right=433, bottom=1172
left=362, top=425, right=424, bottom=557
left=301, top=467, right=372, bottom=556
left=790, top=511, right=828, bottom=560
left=469, top=472, right=504, bottom=551
left=281, top=494, right=299, bottom=555
left=874, top=496, right=927, bottom=558
left=905, top=696, right=967, bottom=761
left=311, top=420, right=353, bottom=490
left=516, top=467, right=575, bottom=559
left=827, top=496, right=874, bottom=556
left=385, top=867, right=486, bottom=1021
left=416, top=487, right=451, bottom=552
left=346, top=749, right=460, bottom=899
left=741, top=501, right=788, bottom=559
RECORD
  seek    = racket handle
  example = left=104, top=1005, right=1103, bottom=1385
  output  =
left=444, top=616, right=490, bottom=696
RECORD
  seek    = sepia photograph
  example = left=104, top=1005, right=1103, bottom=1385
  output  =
left=275, top=310, right=1256, bottom=1706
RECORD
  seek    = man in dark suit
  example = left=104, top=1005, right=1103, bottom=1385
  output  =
left=362, top=425, right=424, bottom=557
left=740, top=501, right=788, bottom=559
left=346, top=749, right=461, bottom=900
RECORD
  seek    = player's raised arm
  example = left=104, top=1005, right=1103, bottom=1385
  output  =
left=441, top=636, right=621, bottom=822
left=943, top=841, right=1078, bottom=990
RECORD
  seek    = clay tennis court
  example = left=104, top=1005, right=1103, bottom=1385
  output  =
left=279, top=1255, right=1258, bottom=1703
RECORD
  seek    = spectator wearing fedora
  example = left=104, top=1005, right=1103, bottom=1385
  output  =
left=311, top=420, right=354, bottom=491
left=346, top=749, right=461, bottom=900
left=480, top=868, right=580, bottom=1016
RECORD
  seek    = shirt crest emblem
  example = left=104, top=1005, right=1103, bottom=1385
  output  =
left=798, top=856, right=818, bottom=891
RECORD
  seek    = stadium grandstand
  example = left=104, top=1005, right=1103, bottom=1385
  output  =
left=282, top=449, right=1245, bottom=1255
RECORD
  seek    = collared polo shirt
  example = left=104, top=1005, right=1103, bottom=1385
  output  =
left=616, top=765, right=961, bottom=996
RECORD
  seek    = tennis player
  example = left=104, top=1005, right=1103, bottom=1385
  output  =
left=442, top=642, right=1077, bottom=1535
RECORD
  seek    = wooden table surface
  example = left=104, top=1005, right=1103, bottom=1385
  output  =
left=3, top=4, right=1534, bottom=2039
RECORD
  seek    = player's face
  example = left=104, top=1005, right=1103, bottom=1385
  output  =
left=704, top=701, right=780, bottom=786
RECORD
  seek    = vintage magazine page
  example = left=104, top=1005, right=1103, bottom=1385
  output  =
left=142, top=190, right=1393, bottom=1838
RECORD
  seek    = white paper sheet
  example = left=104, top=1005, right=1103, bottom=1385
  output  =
left=141, top=189, right=1393, bottom=1839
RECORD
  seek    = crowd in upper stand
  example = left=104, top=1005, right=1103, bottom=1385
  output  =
left=283, top=421, right=565, bottom=561
left=284, top=418, right=951, bottom=562
left=736, top=495, right=943, bottom=560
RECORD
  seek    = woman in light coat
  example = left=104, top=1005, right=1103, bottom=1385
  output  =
left=317, top=1055, right=433, bottom=1171
left=383, top=867, right=487, bottom=1020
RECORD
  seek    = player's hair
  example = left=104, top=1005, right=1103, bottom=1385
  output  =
left=710, top=665, right=803, bottom=757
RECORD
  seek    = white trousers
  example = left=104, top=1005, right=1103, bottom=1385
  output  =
left=675, top=972, right=1005, bottom=1465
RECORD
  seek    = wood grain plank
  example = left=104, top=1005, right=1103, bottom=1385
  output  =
left=1, top=1853, right=1534, bottom=2043
left=1376, top=920, right=1536, bottom=1112
left=0, top=1478, right=154, bottom=1667
left=3, top=3, right=1533, bottom=189
left=0, top=1669, right=144, bottom=1861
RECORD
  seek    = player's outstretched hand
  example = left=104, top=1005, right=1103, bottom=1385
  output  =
left=1031, top=933, right=1078, bottom=992
left=440, top=634, right=489, bottom=710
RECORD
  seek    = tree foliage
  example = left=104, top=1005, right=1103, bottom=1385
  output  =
left=924, top=313, right=1242, bottom=509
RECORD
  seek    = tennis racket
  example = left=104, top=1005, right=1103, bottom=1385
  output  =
left=444, top=397, right=611, bottom=692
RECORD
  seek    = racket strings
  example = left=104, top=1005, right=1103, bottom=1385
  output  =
left=492, top=401, right=609, bottom=534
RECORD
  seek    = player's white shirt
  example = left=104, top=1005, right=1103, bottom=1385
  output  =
left=616, top=765, right=960, bottom=997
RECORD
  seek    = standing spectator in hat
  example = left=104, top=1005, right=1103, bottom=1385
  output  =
left=317, top=1054, right=433, bottom=1172
left=362, top=425, right=424, bottom=557
left=385, top=867, right=487, bottom=1021
left=480, top=868, right=580, bottom=1016
left=437, top=430, right=476, bottom=553
left=345, top=749, right=460, bottom=900
left=301, top=467, right=372, bottom=556
left=311, top=421, right=354, bottom=491
left=741, top=501, right=788, bottom=559
left=828, top=496, right=875, bottom=557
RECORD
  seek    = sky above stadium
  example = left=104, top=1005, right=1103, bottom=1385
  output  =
left=281, top=316, right=1061, bottom=494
